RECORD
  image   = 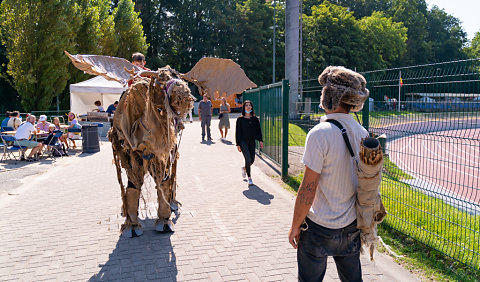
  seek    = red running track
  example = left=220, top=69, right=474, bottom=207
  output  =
left=389, top=128, right=480, bottom=204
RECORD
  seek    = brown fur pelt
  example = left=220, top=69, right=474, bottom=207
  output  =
left=108, top=67, right=195, bottom=232
left=356, top=137, right=386, bottom=261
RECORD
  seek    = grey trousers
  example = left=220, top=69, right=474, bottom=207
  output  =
left=201, top=115, right=211, bottom=139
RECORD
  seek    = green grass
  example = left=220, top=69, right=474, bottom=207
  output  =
left=380, top=176, right=480, bottom=276
left=383, top=156, right=414, bottom=181
left=281, top=171, right=480, bottom=280
left=288, top=123, right=308, bottom=146
left=378, top=224, right=480, bottom=281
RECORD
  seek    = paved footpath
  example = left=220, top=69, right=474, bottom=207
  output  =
left=0, top=117, right=419, bottom=281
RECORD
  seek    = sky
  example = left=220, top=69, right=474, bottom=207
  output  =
left=426, top=0, right=479, bottom=40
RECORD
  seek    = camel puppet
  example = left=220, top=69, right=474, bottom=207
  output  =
left=66, top=52, right=256, bottom=237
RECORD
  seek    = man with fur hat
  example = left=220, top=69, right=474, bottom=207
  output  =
left=288, top=66, right=369, bottom=281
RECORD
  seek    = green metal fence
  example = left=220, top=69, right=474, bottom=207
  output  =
left=254, top=59, right=480, bottom=270
left=243, top=80, right=289, bottom=177
left=363, top=59, right=480, bottom=270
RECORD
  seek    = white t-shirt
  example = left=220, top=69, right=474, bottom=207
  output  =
left=7, top=117, right=21, bottom=129
left=98, top=106, right=105, bottom=112
left=15, top=122, right=35, bottom=140
left=302, top=113, right=368, bottom=228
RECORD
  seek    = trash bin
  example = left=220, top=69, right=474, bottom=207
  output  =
left=81, top=125, right=100, bottom=153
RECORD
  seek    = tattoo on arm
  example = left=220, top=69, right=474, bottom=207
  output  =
left=298, top=181, right=316, bottom=206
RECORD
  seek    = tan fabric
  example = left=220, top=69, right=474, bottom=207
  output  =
left=356, top=137, right=386, bottom=261
left=65, top=51, right=142, bottom=84
left=107, top=68, right=194, bottom=231
left=181, top=57, right=257, bottom=99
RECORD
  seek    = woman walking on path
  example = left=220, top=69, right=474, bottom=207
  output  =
left=218, top=97, right=231, bottom=140
left=235, top=100, right=263, bottom=185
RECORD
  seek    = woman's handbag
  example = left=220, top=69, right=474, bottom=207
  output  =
left=218, top=113, right=224, bottom=119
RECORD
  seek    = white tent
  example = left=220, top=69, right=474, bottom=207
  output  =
left=70, top=76, right=127, bottom=115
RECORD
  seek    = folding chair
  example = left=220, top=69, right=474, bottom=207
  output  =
left=0, top=135, right=28, bottom=161
left=1, top=126, right=15, bottom=132
left=40, top=130, right=64, bottom=159
left=67, top=127, right=82, bottom=148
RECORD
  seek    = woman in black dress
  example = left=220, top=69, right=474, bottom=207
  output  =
left=235, top=100, right=263, bottom=185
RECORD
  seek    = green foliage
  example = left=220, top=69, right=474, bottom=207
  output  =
left=465, top=32, right=480, bottom=58
left=389, top=0, right=432, bottom=65
left=0, top=0, right=75, bottom=111
left=0, top=0, right=146, bottom=110
left=113, top=0, right=148, bottom=60
left=237, top=0, right=274, bottom=85
left=427, top=6, right=468, bottom=62
left=303, top=2, right=366, bottom=73
left=359, top=11, right=408, bottom=69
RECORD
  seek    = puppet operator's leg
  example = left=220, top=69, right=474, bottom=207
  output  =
left=169, top=155, right=180, bottom=212
left=122, top=152, right=145, bottom=238
left=153, top=161, right=176, bottom=233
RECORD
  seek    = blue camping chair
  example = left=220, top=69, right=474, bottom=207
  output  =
left=0, top=135, right=28, bottom=161
left=40, top=130, right=65, bottom=159
left=1, top=126, right=15, bottom=132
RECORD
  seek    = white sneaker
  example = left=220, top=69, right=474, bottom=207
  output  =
left=248, top=178, right=253, bottom=185
left=241, top=167, right=246, bottom=178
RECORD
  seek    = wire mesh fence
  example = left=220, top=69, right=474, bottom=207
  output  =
left=244, top=80, right=289, bottom=177
left=364, top=59, right=480, bottom=269
left=280, top=59, right=480, bottom=269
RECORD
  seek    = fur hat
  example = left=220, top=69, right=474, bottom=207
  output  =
left=318, top=66, right=369, bottom=112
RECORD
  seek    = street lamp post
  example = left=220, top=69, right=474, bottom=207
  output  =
left=273, top=1, right=276, bottom=84
left=267, top=0, right=276, bottom=83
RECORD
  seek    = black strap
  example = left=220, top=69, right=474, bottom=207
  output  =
left=325, top=119, right=354, bottom=157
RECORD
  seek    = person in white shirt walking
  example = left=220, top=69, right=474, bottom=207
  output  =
left=14, top=115, right=44, bottom=161
left=288, top=66, right=369, bottom=281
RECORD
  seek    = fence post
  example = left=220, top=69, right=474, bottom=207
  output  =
left=282, top=79, right=289, bottom=178
left=362, top=73, right=370, bottom=131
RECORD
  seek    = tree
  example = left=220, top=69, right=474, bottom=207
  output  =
left=427, top=6, right=467, bottom=62
left=113, top=0, right=148, bottom=60
left=95, top=0, right=118, bottom=56
left=236, top=0, right=274, bottom=85
left=303, top=1, right=367, bottom=74
left=0, top=0, right=75, bottom=111
left=359, top=11, right=408, bottom=69
left=389, top=0, right=432, bottom=65
left=465, top=32, right=480, bottom=58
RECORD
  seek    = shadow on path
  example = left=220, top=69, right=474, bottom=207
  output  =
left=89, top=218, right=177, bottom=281
left=242, top=184, right=274, bottom=205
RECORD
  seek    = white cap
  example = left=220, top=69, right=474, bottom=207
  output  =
left=39, top=115, right=47, bottom=121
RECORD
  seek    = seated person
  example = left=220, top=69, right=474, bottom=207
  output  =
left=106, top=101, right=118, bottom=115
left=93, top=100, right=105, bottom=112
left=7, top=111, right=22, bottom=130
left=14, top=115, right=44, bottom=161
left=52, top=117, right=69, bottom=148
left=43, top=124, right=68, bottom=156
left=1, top=111, right=10, bottom=129
left=67, top=112, right=81, bottom=149
left=35, top=115, right=51, bottom=132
